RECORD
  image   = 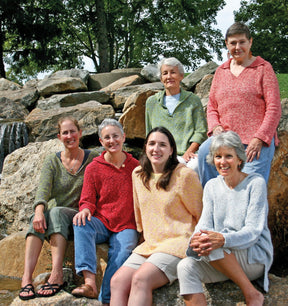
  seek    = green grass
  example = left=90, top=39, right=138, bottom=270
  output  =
left=277, top=74, right=288, bottom=100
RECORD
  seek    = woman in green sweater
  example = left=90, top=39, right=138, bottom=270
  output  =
left=19, top=116, right=97, bottom=300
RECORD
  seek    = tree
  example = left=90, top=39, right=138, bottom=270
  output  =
left=60, top=0, right=225, bottom=72
left=234, top=0, right=288, bottom=73
left=0, top=0, right=75, bottom=80
left=1, top=0, right=226, bottom=81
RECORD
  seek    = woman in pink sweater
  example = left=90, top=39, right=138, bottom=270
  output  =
left=110, top=126, right=203, bottom=306
left=198, top=22, right=281, bottom=186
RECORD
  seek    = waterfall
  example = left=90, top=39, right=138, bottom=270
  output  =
left=0, top=121, right=29, bottom=174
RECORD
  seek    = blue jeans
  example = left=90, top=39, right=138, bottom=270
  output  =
left=198, top=136, right=275, bottom=187
left=73, top=217, right=138, bottom=303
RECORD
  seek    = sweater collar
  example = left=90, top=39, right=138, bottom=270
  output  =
left=220, top=56, right=265, bottom=70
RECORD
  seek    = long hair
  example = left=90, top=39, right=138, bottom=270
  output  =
left=136, top=126, right=179, bottom=190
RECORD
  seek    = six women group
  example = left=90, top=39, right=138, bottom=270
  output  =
left=18, top=22, right=281, bottom=306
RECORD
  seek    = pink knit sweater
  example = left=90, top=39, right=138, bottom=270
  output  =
left=79, top=151, right=139, bottom=232
left=207, top=56, right=281, bottom=146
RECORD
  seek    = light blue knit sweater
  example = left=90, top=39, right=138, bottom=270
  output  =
left=187, top=172, right=273, bottom=292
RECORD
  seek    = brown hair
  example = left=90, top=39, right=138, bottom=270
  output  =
left=225, top=22, right=252, bottom=40
left=136, top=126, right=179, bottom=190
left=57, top=116, right=81, bottom=134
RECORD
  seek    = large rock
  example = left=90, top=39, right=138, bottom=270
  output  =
left=25, top=101, right=115, bottom=142
left=112, top=82, right=164, bottom=110
left=182, top=61, right=218, bottom=91
left=37, top=91, right=110, bottom=110
left=100, top=75, right=146, bottom=93
left=0, top=139, right=64, bottom=234
left=119, top=89, right=159, bottom=139
left=88, top=69, right=142, bottom=91
left=0, top=87, right=39, bottom=110
left=37, top=77, right=88, bottom=97
left=278, top=98, right=288, bottom=132
left=267, top=130, right=288, bottom=258
left=47, top=69, right=90, bottom=85
left=0, top=97, right=29, bottom=119
left=194, top=74, right=214, bottom=110
left=0, top=232, right=108, bottom=291
left=141, top=64, right=160, bottom=82
left=0, top=78, right=22, bottom=91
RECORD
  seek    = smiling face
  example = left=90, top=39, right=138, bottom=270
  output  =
left=146, top=131, right=173, bottom=173
left=99, top=125, right=125, bottom=154
left=214, top=146, right=242, bottom=179
left=225, top=33, right=252, bottom=63
left=160, top=64, right=183, bottom=95
left=57, top=119, right=82, bottom=149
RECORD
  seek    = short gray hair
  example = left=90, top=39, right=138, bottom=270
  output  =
left=158, top=57, right=184, bottom=77
left=206, top=131, right=246, bottom=170
left=98, top=118, right=124, bottom=138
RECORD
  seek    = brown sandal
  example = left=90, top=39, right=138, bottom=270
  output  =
left=71, top=284, right=97, bottom=299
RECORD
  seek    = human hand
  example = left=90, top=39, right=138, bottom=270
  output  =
left=190, top=230, right=224, bottom=256
left=246, top=138, right=263, bottom=162
left=73, top=208, right=91, bottom=226
left=212, top=125, right=225, bottom=136
left=182, top=143, right=199, bottom=162
left=33, top=205, right=47, bottom=233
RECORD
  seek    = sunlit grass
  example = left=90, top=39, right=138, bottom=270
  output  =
left=277, top=74, right=288, bottom=100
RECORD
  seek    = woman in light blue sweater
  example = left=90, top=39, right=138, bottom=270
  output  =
left=177, top=131, right=273, bottom=306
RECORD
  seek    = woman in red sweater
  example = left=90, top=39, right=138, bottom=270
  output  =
left=198, top=22, right=281, bottom=186
left=71, top=119, right=139, bottom=305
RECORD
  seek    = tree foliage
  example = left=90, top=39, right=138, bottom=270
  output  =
left=1, top=0, right=226, bottom=81
left=234, top=0, right=288, bottom=73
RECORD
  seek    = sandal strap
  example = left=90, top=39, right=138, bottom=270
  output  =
left=20, top=283, right=35, bottom=293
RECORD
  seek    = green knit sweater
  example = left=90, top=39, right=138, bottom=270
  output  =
left=33, top=150, right=98, bottom=211
left=145, top=89, right=207, bottom=155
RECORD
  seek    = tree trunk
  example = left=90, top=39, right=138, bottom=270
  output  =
left=95, top=0, right=109, bottom=72
left=0, top=26, right=6, bottom=78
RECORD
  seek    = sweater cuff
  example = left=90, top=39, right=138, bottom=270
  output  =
left=33, top=201, right=47, bottom=212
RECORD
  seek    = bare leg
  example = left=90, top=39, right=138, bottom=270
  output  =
left=20, top=235, right=43, bottom=298
left=210, top=252, right=264, bottom=306
left=37, top=233, right=66, bottom=296
left=110, top=266, right=136, bottom=306
left=127, top=262, right=169, bottom=306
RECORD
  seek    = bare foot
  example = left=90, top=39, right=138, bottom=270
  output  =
left=37, top=271, right=64, bottom=296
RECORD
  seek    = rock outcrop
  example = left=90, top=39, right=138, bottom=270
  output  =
left=0, top=64, right=287, bottom=304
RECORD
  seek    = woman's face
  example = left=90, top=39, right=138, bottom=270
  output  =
left=146, top=131, right=173, bottom=173
left=225, top=34, right=252, bottom=62
left=214, top=146, right=242, bottom=178
left=57, top=119, right=82, bottom=149
left=100, top=125, right=125, bottom=154
left=160, top=64, right=183, bottom=92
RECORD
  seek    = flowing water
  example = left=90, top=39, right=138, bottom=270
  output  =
left=0, top=276, right=21, bottom=305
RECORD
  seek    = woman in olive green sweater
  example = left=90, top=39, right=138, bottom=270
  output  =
left=19, top=116, right=97, bottom=300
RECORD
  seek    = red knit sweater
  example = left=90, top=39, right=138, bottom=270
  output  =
left=207, top=56, right=281, bottom=146
left=79, top=151, right=139, bottom=232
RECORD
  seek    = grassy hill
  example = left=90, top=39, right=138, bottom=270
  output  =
left=277, top=74, right=288, bottom=99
